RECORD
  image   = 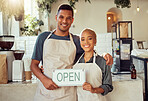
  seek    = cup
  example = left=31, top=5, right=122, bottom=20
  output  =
left=23, top=58, right=31, bottom=71
left=25, top=71, right=32, bottom=81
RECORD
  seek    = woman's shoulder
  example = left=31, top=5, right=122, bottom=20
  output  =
left=96, top=54, right=106, bottom=62
left=95, top=54, right=107, bottom=68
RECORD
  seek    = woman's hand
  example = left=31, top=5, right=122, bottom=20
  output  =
left=82, top=82, right=105, bottom=94
left=103, top=53, right=113, bottom=66
left=83, top=82, right=95, bottom=93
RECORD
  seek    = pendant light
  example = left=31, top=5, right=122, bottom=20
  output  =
left=137, top=0, right=140, bottom=12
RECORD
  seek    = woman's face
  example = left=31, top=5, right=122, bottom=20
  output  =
left=80, top=30, right=96, bottom=53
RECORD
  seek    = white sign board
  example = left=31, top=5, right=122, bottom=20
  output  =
left=52, top=69, right=85, bottom=86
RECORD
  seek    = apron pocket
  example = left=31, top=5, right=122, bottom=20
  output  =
left=40, top=87, right=74, bottom=99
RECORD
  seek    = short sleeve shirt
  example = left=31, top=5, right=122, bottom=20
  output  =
left=31, top=31, right=84, bottom=64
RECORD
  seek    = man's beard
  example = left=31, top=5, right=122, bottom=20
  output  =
left=58, top=25, right=69, bottom=32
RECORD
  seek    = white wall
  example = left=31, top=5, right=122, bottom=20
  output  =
left=11, top=17, right=20, bottom=37
left=49, top=0, right=148, bottom=41
left=2, top=0, right=148, bottom=41
left=0, top=12, right=3, bottom=35
left=14, top=36, right=37, bottom=59
left=95, top=33, right=112, bottom=56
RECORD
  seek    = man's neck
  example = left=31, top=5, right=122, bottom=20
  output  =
left=54, top=29, right=69, bottom=36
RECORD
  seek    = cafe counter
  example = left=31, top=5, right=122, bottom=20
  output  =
left=0, top=74, right=143, bottom=101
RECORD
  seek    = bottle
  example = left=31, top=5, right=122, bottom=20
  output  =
left=130, top=64, right=136, bottom=79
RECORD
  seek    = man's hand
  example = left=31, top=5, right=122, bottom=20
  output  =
left=103, top=53, right=113, bottom=66
left=41, top=76, right=59, bottom=90
left=40, top=66, right=44, bottom=73
left=30, top=60, right=59, bottom=90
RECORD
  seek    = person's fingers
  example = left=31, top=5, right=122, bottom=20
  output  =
left=103, top=55, right=109, bottom=65
left=108, top=56, right=113, bottom=66
left=83, top=83, right=91, bottom=89
left=40, top=68, right=44, bottom=73
left=48, top=84, right=58, bottom=90
left=52, top=83, right=59, bottom=89
left=104, top=54, right=113, bottom=66
left=83, top=83, right=88, bottom=90
left=103, top=55, right=107, bottom=61
left=83, top=82, right=87, bottom=86
left=106, top=59, right=110, bottom=65
left=47, top=85, right=54, bottom=90
left=106, top=55, right=110, bottom=64
left=83, top=85, right=91, bottom=91
left=50, top=80, right=59, bottom=89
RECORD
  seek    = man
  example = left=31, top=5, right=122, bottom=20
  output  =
left=31, top=4, right=113, bottom=101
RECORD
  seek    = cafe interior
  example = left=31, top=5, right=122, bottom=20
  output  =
left=0, top=0, right=148, bottom=101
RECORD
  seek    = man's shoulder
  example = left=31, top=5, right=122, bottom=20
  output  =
left=38, top=31, right=51, bottom=39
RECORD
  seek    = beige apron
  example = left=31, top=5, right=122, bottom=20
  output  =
left=73, top=53, right=106, bottom=101
left=34, top=31, right=76, bottom=101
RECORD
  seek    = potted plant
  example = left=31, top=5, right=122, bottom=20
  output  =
left=36, top=0, right=91, bottom=16
left=20, top=14, right=44, bottom=36
left=114, top=0, right=131, bottom=8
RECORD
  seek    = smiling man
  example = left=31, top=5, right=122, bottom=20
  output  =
left=31, top=4, right=113, bottom=101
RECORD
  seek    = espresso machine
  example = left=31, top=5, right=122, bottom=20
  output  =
left=12, top=50, right=25, bottom=81
left=0, top=35, right=15, bottom=82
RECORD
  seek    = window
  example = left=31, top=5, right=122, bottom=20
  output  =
left=24, top=0, right=39, bottom=18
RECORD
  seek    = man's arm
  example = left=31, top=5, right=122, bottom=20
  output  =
left=30, top=59, right=59, bottom=90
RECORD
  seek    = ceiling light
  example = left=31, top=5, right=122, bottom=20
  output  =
left=74, top=9, right=77, bottom=14
left=108, top=17, right=111, bottom=20
left=137, top=6, right=140, bottom=12
left=137, top=0, right=140, bottom=12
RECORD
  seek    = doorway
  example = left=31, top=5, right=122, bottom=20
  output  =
left=107, top=7, right=122, bottom=33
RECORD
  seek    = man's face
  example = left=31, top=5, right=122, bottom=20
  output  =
left=56, top=10, right=74, bottom=32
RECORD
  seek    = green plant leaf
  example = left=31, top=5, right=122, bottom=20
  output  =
left=20, top=14, right=44, bottom=36
left=114, top=0, right=131, bottom=8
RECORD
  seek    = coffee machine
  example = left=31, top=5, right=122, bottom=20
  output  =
left=0, top=35, right=15, bottom=82
left=12, top=50, right=25, bottom=81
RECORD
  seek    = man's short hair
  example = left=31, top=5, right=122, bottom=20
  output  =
left=57, top=4, right=74, bottom=17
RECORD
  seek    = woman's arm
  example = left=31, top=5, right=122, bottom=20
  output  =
left=99, top=64, right=113, bottom=95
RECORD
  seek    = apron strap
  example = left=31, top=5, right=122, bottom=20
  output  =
left=76, top=50, right=98, bottom=64
left=76, top=53, right=85, bottom=64
left=93, top=50, right=98, bottom=63
left=69, top=33, right=75, bottom=44
left=47, top=30, right=73, bottom=42
left=46, top=30, right=55, bottom=39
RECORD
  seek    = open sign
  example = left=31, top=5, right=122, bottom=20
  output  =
left=52, top=69, right=85, bottom=86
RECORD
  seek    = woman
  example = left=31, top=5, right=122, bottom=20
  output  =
left=73, top=28, right=113, bottom=101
